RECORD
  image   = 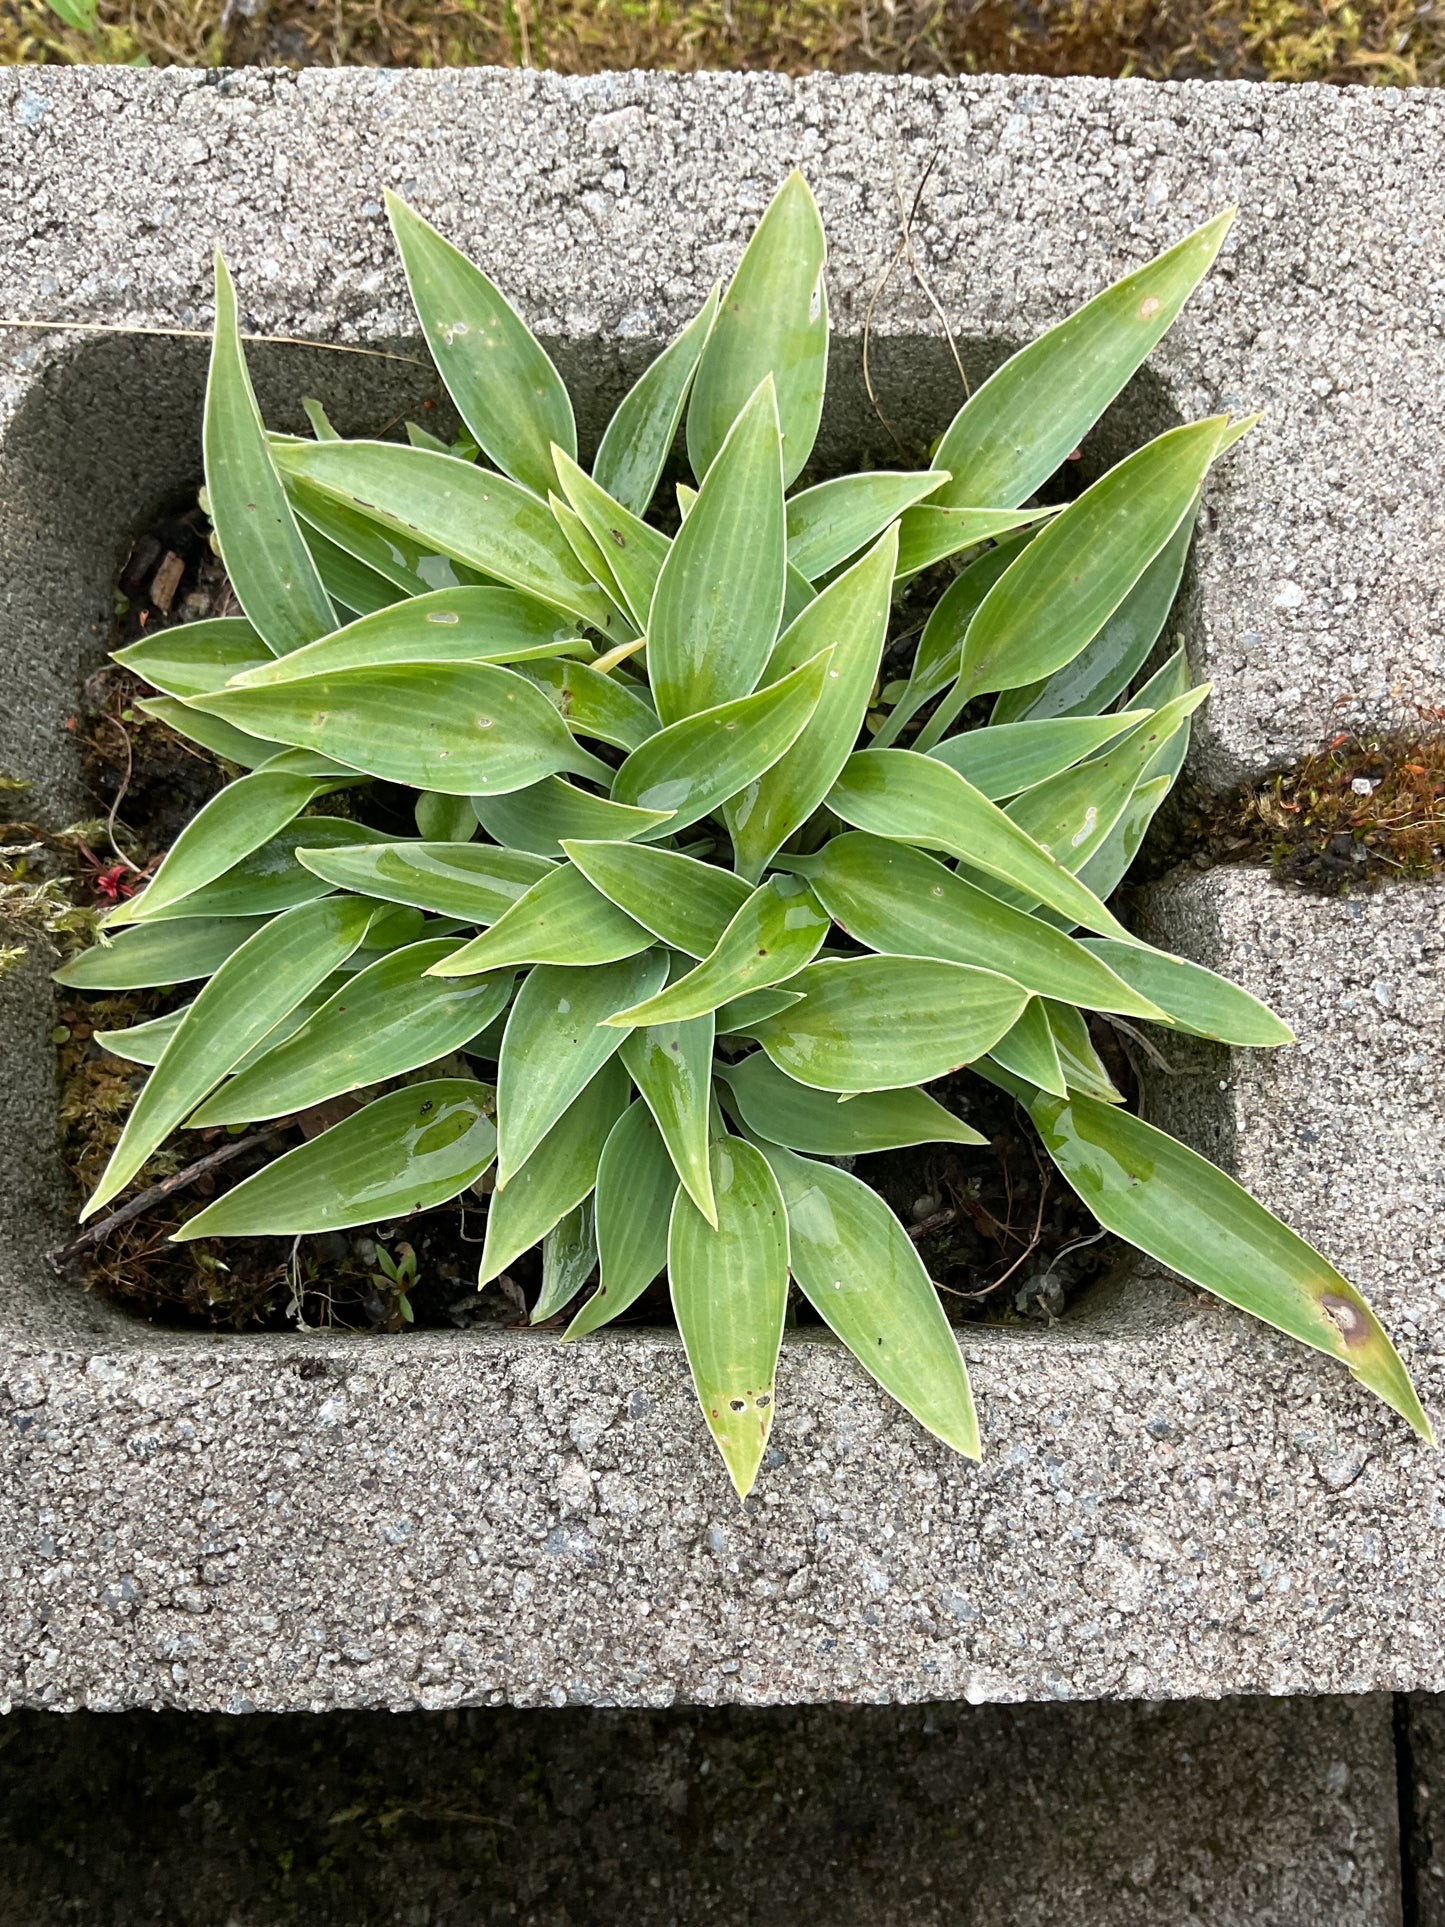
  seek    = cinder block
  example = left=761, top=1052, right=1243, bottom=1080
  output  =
left=1, top=69, right=1441, bottom=1714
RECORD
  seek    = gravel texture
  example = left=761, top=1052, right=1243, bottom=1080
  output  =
left=0, top=1693, right=1405, bottom=1925
left=1, top=68, right=1443, bottom=1713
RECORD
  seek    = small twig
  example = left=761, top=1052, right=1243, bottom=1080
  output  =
left=49, top=1126, right=288, bottom=1267
left=983, top=1168, right=1049, bottom=1297
left=0, top=318, right=431, bottom=368
left=1102, top=1015, right=1180, bottom=1075
left=100, top=712, right=143, bottom=874
left=1040, top=1226, right=1109, bottom=1285
left=895, top=153, right=970, bottom=403
left=861, top=230, right=908, bottom=455
left=861, top=148, right=965, bottom=455
left=906, top=1204, right=958, bottom=1243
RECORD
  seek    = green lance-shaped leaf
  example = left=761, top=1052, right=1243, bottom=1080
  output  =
left=414, top=791, right=477, bottom=841
left=404, top=417, right=479, bottom=460
left=620, top=1007, right=717, bottom=1224
left=827, top=749, right=1134, bottom=940
left=688, top=170, right=828, bottom=489
left=718, top=1051, right=984, bottom=1153
left=175, top=1080, right=497, bottom=1239
left=129, top=817, right=388, bottom=924
left=478, top=1058, right=630, bottom=1286
left=1053, top=652, right=1196, bottom=916
left=612, top=649, right=830, bottom=835
left=511, top=656, right=660, bottom=753
left=495, top=950, right=668, bottom=1185
left=1123, top=643, right=1196, bottom=784
left=727, top=527, right=896, bottom=882
left=95, top=1006, right=191, bottom=1065
left=299, top=397, right=340, bottom=440
left=565, top=1102, right=679, bottom=1339
left=54, top=916, right=273, bottom=991
left=1043, top=999, right=1123, bottom=1102
left=804, top=833, right=1163, bottom=1018
left=1071, top=774, right=1170, bottom=909
left=100, top=977, right=345, bottom=1069
left=608, top=874, right=830, bottom=1029
left=1078, top=939, right=1294, bottom=1047
left=386, top=190, right=576, bottom=499
left=783, top=561, right=818, bottom=631
left=226, top=587, right=583, bottom=688
left=758, top=1142, right=979, bottom=1460
left=473, top=779, right=674, bottom=859
left=715, top=987, right=805, bottom=1036
left=204, top=253, right=336, bottom=657
left=786, top=470, right=948, bottom=581
left=552, top=447, right=671, bottom=632
left=930, top=210, right=1235, bottom=509
left=305, top=521, right=408, bottom=619
left=137, top=696, right=291, bottom=771
left=991, top=504, right=1195, bottom=724
left=979, top=1062, right=1431, bottom=1442
left=949, top=419, right=1230, bottom=704
left=651, top=377, right=786, bottom=724
left=189, top=941, right=513, bottom=1125
left=84, top=895, right=375, bottom=1216
left=252, top=748, right=360, bottom=779
left=561, top=839, right=751, bottom=958
left=270, top=440, right=627, bottom=637
left=871, top=534, right=1031, bottom=750
left=534, top=1198, right=598, bottom=1324
left=550, top=493, right=634, bottom=626
left=295, top=839, right=551, bottom=921
left=284, top=472, right=487, bottom=600
left=343, top=903, right=431, bottom=962
left=926, top=711, right=1150, bottom=801
left=187, top=662, right=612, bottom=796
left=893, top=504, right=1057, bottom=582
left=431, top=863, right=653, bottom=975
left=669, top=1137, right=791, bottom=1499
left=594, top=286, right=721, bottom=516
left=750, top=954, right=1028, bottom=1094
left=987, top=999, right=1067, bottom=1097
left=110, top=771, right=330, bottom=925
left=113, top=617, right=268, bottom=700
left=1001, top=686, right=1209, bottom=878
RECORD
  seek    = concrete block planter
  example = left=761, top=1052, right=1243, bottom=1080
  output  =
left=1, top=67, right=1442, bottom=1713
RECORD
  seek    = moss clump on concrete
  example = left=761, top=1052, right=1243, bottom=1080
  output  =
left=1152, top=729, right=1445, bottom=895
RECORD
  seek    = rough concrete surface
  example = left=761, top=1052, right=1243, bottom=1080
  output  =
left=0, top=1694, right=1406, bottom=1925
left=1143, top=869, right=1445, bottom=1364
left=3, top=851, right=1444, bottom=1716
left=1, top=69, right=1443, bottom=1714
left=1, top=66, right=1442, bottom=787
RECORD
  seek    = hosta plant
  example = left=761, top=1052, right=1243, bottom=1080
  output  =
left=61, top=174, right=1429, bottom=1497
